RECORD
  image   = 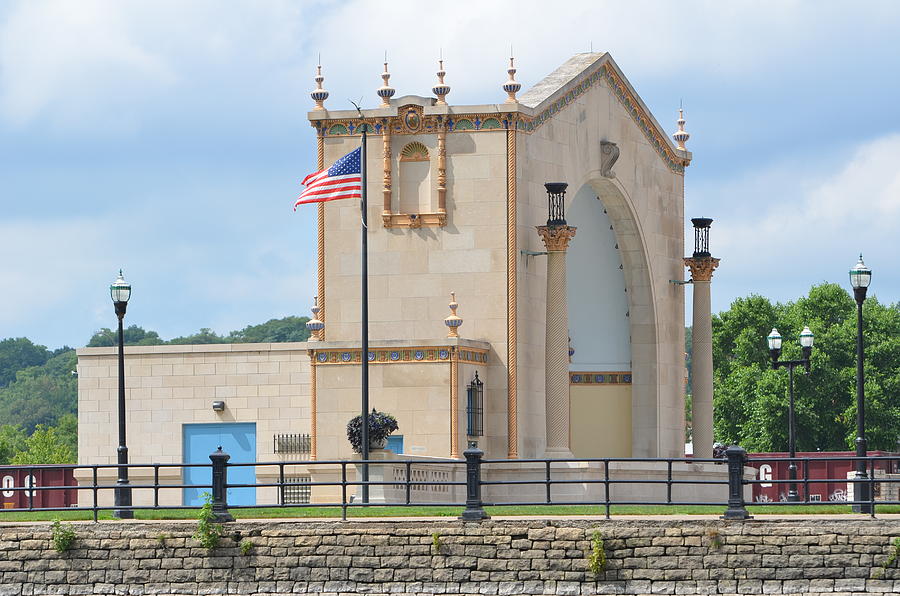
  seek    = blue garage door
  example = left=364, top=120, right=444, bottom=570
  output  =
left=183, top=423, right=256, bottom=506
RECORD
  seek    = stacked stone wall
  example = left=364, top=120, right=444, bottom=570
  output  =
left=1, top=519, right=899, bottom=595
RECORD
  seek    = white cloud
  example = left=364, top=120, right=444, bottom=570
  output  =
left=0, top=215, right=108, bottom=328
left=0, top=0, right=308, bottom=130
left=707, top=133, right=900, bottom=309
left=5, top=1, right=900, bottom=131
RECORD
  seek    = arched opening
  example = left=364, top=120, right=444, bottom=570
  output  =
left=398, top=141, right=431, bottom=214
left=567, top=184, right=632, bottom=458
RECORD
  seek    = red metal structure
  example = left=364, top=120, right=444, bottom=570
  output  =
left=1, top=467, right=77, bottom=509
left=746, top=451, right=898, bottom=503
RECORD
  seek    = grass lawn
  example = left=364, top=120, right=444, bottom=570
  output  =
left=1, top=503, right=897, bottom=522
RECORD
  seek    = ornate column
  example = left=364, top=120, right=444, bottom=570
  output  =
left=684, top=218, right=719, bottom=459
left=537, top=222, right=576, bottom=457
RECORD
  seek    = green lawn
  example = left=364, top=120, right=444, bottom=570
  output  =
left=1, top=503, right=897, bottom=522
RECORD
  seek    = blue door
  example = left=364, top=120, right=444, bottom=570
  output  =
left=183, top=423, right=256, bottom=506
left=386, top=434, right=404, bottom=454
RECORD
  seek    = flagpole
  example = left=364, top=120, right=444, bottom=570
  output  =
left=360, top=120, right=370, bottom=505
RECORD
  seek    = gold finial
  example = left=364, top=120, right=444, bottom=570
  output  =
left=306, top=296, right=325, bottom=341
left=310, top=62, right=329, bottom=111
left=444, top=292, right=463, bottom=338
left=502, top=55, right=521, bottom=103
left=673, top=108, right=690, bottom=150
left=432, top=59, right=450, bottom=105
left=377, top=60, right=395, bottom=107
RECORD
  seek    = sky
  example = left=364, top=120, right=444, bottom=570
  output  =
left=2, top=0, right=900, bottom=350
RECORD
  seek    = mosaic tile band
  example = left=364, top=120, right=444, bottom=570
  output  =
left=569, top=371, right=632, bottom=385
left=312, top=347, right=488, bottom=366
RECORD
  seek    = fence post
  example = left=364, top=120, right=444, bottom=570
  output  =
left=460, top=445, right=490, bottom=521
left=722, top=445, right=752, bottom=520
left=209, top=446, right=234, bottom=522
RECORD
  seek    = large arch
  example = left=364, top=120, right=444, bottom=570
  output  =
left=572, top=171, right=660, bottom=457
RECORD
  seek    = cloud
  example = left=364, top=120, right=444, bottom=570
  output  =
left=0, top=0, right=308, bottom=131
left=705, top=133, right=900, bottom=310
left=5, top=1, right=900, bottom=132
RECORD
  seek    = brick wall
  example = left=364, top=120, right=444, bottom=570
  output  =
left=1, top=519, right=898, bottom=595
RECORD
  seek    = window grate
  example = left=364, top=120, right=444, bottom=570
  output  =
left=466, top=372, right=484, bottom=437
left=282, top=476, right=311, bottom=504
left=273, top=433, right=311, bottom=457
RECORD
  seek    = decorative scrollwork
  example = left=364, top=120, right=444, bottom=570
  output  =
left=600, top=141, right=619, bottom=178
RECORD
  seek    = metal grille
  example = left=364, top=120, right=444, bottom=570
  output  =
left=273, top=433, right=311, bottom=457
left=282, top=476, right=311, bottom=504
left=466, top=373, right=484, bottom=437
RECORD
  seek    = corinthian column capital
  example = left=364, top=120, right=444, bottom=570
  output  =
left=684, top=256, right=720, bottom=282
left=537, top=225, right=577, bottom=252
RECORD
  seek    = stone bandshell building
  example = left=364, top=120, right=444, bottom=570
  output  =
left=76, top=53, right=692, bottom=505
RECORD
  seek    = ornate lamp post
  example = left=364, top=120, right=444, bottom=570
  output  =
left=536, top=182, right=576, bottom=457
left=767, top=326, right=814, bottom=502
left=849, top=254, right=872, bottom=513
left=110, top=270, right=133, bottom=519
left=684, top=217, right=720, bottom=458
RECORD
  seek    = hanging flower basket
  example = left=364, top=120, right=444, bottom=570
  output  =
left=346, top=409, right=399, bottom=453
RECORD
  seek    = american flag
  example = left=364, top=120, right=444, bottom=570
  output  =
left=294, top=147, right=362, bottom=209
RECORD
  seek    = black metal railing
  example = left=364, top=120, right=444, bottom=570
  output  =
left=1, top=448, right=898, bottom=522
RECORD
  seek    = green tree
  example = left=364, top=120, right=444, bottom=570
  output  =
left=713, top=283, right=900, bottom=452
left=227, top=316, right=310, bottom=343
left=11, top=424, right=76, bottom=465
left=0, top=337, right=52, bottom=386
left=0, top=424, right=27, bottom=464
left=53, top=413, right=78, bottom=459
left=87, top=325, right=164, bottom=347
left=0, top=351, right=77, bottom=433
left=168, top=328, right=226, bottom=345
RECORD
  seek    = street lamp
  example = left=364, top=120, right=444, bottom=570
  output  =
left=767, top=325, right=814, bottom=502
left=110, top=270, right=133, bottom=519
left=849, top=254, right=872, bottom=513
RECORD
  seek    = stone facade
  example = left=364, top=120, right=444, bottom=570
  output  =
left=1, top=519, right=898, bottom=595
left=77, top=52, right=693, bottom=484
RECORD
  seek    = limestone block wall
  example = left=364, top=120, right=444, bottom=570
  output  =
left=517, top=55, right=686, bottom=459
left=320, top=128, right=513, bottom=461
left=76, top=343, right=311, bottom=505
left=1, top=519, right=899, bottom=595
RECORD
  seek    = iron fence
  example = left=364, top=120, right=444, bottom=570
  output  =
left=1, top=447, right=898, bottom=522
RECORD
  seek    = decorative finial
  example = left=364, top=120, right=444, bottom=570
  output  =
left=444, top=292, right=463, bottom=338
left=502, top=56, right=521, bottom=103
left=377, top=61, right=395, bottom=107
left=310, top=62, right=329, bottom=111
left=673, top=108, right=690, bottom=150
left=432, top=59, right=450, bottom=105
left=306, top=296, right=325, bottom=341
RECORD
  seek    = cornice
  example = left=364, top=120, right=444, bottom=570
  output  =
left=307, top=56, right=690, bottom=173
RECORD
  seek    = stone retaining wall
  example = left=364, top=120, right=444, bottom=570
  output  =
left=1, top=519, right=899, bottom=595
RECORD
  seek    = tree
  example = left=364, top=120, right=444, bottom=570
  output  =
left=11, top=424, right=76, bottom=465
left=0, top=351, right=77, bottom=433
left=168, top=328, right=226, bottom=345
left=713, top=283, right=900, bottom=452
left=0, top=337, right=51, bottom=386
left=228, top=317, right=310, bottom=343
left=87, top=325, right=164, bottom=347
left=0, top=424, right=27, bottom=464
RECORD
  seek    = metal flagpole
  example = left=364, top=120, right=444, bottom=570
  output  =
left=360, top=119, right=370, bottom=504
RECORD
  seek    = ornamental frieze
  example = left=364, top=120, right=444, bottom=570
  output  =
left=569, top=372, right=632, bottom=385
left=312, top=346, right=488, bottom=366
left=311, top=61, right=689, bottom=174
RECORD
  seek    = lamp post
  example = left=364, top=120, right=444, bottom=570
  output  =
left=536, top=182, right=577, bottom=457
left=110, top=270, right=133, bottom=519
left=849, top=254, right=872, bottom=513
left=767, top=325, right=814, bottom=502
